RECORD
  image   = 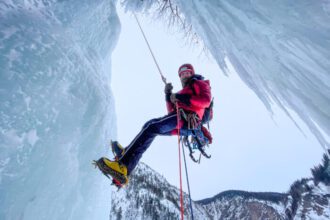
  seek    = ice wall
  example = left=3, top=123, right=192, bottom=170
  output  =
left=123, top=0, right=330, bottom=150
left=0, top=0, right=119, bottom=219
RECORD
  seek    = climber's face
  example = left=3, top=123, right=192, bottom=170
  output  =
left=179, top=71, right=193, bottom=87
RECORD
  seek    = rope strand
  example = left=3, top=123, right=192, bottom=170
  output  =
left=134, top=13, right=192, bottom=219
left=176, top=104, right=185, bottom=220
left=133, top=13, right=167, bottom=84
left=182, top=139, right=195, bottom=220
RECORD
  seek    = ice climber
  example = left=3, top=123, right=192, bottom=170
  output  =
left=94, top=64, right=213, bottom=188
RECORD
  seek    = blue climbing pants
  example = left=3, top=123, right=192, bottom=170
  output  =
left=119, top=112, right=178, bottom=175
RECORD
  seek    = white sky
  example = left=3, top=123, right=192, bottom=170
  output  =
left=112, top=6, right=324, bottom=200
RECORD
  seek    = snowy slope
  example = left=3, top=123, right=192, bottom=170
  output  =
left=197, top=191, right=287, bottom=220
left=110, top=157, right=330, bottom=220
left=290, top=181, right=330, bottom=220
left=123, top=0, right=330, bottom=150
left=110, top=162, right=287, bottom=220
left=110, top=163, right=209, bottom=220
left=0, top=1, right=119, bottom=219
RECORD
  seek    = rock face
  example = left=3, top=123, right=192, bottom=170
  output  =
left=110, top=153, right=330, bottom=220
left=197, top=191, right=287, bottom=220
left=285, top=154, right=330, bottom=220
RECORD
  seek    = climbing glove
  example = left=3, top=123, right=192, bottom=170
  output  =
left=164, top=83, right=173, bottom=94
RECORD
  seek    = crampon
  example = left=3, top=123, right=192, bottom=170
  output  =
left=92, top=157, right=128, bottom=189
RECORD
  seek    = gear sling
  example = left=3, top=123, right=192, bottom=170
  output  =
left=179, top=97, right=214, bottom=163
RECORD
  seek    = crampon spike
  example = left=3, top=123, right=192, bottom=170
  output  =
left=92, top=160, right=111, bottom=179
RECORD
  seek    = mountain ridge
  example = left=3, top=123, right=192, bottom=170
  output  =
left=110, top=152, right=330, bottom=219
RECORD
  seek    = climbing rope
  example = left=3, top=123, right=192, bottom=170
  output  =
left=134, top=12, right=193, bottom=220
left=182, top=138, right=195, bottom=220
left=176, top=104, right=185, bottom=220
left=133, top=13, right=167, bottom=84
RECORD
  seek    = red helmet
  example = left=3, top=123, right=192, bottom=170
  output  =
left=178, top=63, right=195, bottom=77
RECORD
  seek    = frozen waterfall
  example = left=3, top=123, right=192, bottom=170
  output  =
left=0, top=0, right=119, bottom=219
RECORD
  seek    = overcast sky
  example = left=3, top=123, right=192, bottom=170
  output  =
left=111, top=6, right=324, bottom=200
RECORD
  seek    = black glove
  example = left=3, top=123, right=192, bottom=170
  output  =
left=164, top=83, right=173, bottom=94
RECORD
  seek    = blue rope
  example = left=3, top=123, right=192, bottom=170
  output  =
left=181, top=138, right=194, bottom=220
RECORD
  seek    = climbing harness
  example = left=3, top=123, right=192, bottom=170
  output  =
left=179, top=109, right=212, bottom=163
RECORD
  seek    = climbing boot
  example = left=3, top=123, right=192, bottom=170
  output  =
left=111, top=140, right=125, bottom=160
left=93, top=157, right=128, bottom=187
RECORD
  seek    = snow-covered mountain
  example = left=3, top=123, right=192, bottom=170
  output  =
left=197, top=191, right=287, bottom=219
left=110, top=162, right=213, bottom=220
left=111, top=153, right=330, bottom=220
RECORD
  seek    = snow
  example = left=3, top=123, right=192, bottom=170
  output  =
left=293, top=181, right=330, bottom=220
left=313, top=182, right=330, bottom=195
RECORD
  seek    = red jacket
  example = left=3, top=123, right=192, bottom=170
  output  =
left=166, top=75, right=212, bottom=130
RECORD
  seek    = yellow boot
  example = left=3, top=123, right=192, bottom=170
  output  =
left=93, top=157, right=128, bottom=186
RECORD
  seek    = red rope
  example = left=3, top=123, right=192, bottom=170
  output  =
left=176, top=104, right=184, bottom=220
